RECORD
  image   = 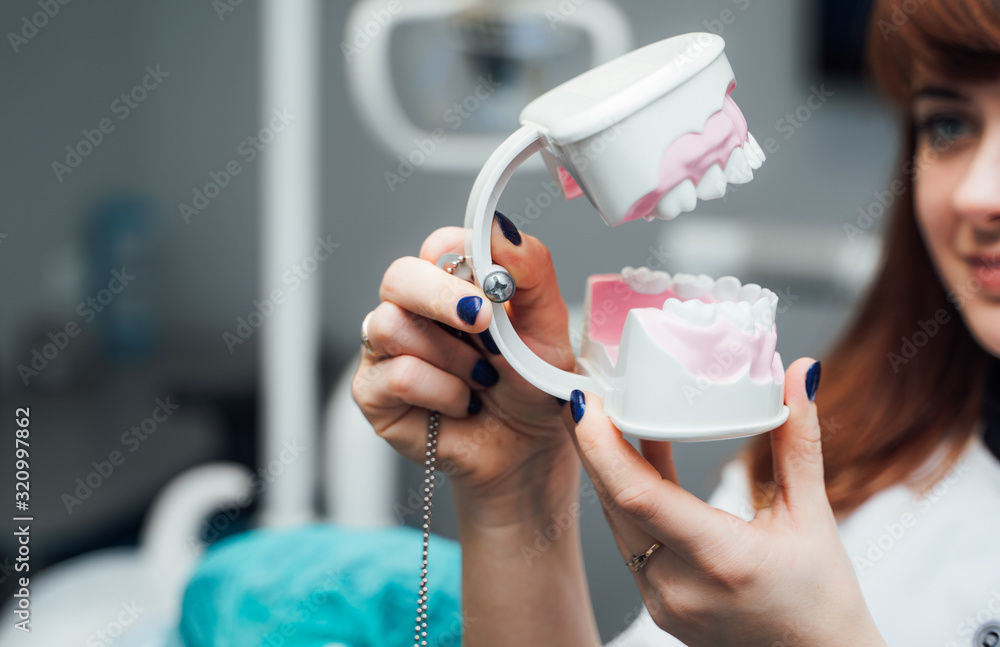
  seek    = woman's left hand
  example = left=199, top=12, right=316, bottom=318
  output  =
left=562, top=358, right=887, bottom=647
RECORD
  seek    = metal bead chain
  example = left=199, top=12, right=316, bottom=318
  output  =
left=413, top=410, right=440, bottom=647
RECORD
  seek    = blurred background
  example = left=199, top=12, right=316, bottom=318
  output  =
left=0, top=0, right=897, bottom=643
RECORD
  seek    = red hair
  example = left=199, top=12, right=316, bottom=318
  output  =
left=746, top=0, right=1000, bottom=514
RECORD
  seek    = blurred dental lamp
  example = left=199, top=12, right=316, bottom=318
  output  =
left=343, top=0, right=633, bottom=171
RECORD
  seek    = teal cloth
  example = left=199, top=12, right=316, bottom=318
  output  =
left=179, top=525, right=463, bottom=647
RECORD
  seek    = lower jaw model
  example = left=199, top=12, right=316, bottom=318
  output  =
left=579, top=267, right=786, bottom=440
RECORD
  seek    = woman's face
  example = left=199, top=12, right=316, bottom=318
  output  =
left=912, top=74, right=1000, bottom=357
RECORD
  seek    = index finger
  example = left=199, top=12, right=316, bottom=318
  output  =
left=380, top=256, right=491, bottom=332
left=420, top=217, right=572, bottom=365
left=565, top=389, right=743, bottom=560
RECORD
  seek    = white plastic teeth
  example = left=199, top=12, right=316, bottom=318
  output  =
left=725, top=146, right=754, bottom=184
left=695, top=164, right=728, bottom=201
left=655, top=179, right=697, bottom=220
left=621, top=266, right=672, bottom=294
left=620, top=267, right=778, bottom=329
left=746, top=133, right=766, bottom=167
left=673, top=273, right=715, bottom=299
left=654, top=134, right=766, bottom=221
left=663, top=297, right=717, bottom=326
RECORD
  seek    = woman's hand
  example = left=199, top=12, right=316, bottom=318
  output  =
left=353, top=220, right=604, bottom=646
left=563, top=358, right=887, bottom=647
left=351, top=220, right=578, bottom=528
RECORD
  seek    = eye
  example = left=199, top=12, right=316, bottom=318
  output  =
left=914, top=112, right=975, bottom=148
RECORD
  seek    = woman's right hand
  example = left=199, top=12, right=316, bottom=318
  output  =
left=351, top=220, right=579, bottom=528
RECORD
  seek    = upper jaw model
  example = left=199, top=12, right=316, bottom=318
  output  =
left=520, top=32, right=765, bottom=228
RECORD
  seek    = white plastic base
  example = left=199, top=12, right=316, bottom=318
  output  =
left=608, top=406, right=789, bottom=442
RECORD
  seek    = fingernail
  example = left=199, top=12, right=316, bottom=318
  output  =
left=570, top=389, right=585, bottom=423
left=556, top=397, right=567, bottom=407
left=479, top=329, right=501, bottom=355
left=457, top=296, right=482, bottom=326
left=494, top=210, right=522, bottom=246
left=471, top=359, right=499, bottom=387
left=468, top=393, right=483, bottom=416
left=805, top=361, right=821, bottom=402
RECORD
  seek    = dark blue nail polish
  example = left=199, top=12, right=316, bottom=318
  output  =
left=479, top=329, right=501, bottom=355
left=570, top=389, right=585, bottom=423
left=468, top=393, right=483, bottom=416
left=494, top=210, right=522, bottom=246
left=805, top=361, right=821, bottom=402
left=471, top=359, right=499, bottom=387
left=457, top=296, right=482, bottom=326
left=556, top=397, right=567, bottom=407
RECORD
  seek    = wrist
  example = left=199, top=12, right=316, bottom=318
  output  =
left=453, top=441, right=581, bottom=531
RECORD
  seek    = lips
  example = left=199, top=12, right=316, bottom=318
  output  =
left=965, top=254, right=1000, bottom=293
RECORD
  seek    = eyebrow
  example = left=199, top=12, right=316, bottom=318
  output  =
left=911, top=86, right=970, bottom=102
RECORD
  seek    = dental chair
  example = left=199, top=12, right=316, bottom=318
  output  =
left=0, top=464, right=252, bottom=647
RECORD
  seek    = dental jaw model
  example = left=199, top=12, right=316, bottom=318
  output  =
left=463, top=33, right=788, bottom=441
left=412, top=32, right=788, bottom=647
left=584, top=269, right=784, bottom=439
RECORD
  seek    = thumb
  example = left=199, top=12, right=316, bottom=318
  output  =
left=771, top=358, right=827, bottom=515
left=639, top=439, right=679, bottom=485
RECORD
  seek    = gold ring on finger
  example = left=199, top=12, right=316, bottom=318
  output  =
left=626, top=541, right=662, bottom=572
left=361, top=310, right=384, bottom=358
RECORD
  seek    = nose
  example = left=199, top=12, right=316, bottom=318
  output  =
left=951, top=123, right=1000, bottom=229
